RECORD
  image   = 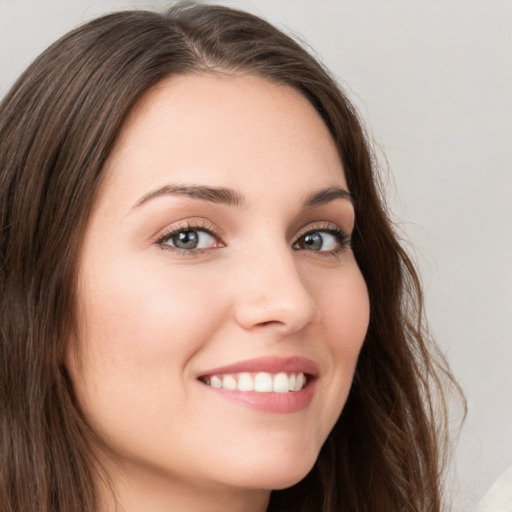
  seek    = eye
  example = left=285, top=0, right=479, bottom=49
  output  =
left=157, top=226, right=221, bottom=252
left=293, top=227, right=350, bottom=253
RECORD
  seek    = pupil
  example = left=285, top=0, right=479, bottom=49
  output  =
left=304, top=232, right=323, bottom=251
left=173, top=230, right=199, bottom=249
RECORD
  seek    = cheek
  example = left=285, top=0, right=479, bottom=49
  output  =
left=310, top=260, right=370, bottom=351
left=309, top=264, right=369, bottom=426
left=78, top=256, right=224, bottom=352
left=324, top=272, right=369, bottom=350
left=66, top=257, right=237, bottom=467
left=68, top=256, right=230, bottom=412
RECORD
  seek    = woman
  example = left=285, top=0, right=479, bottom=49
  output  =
left=0, top=3, right=460, bottom=511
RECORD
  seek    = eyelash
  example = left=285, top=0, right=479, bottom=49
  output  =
left=293, top=223, right=352, bottom=255
left=155, top=220, right=221, bottom=256
left=155, top=221, right=351, bottom=256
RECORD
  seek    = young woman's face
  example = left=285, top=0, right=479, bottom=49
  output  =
left=67, top=74, right=369, bottom=506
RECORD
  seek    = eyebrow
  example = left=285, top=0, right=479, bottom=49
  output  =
left=132, top=183, right=353, bottom=209
left=133, top=184, right=245, bottom=208
left=303, top=186, right=354, bottom=208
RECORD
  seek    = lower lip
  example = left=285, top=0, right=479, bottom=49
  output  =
left=200, top=379, right=317, bottom=414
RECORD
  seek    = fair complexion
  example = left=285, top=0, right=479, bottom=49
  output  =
left=67, top=73, right=370, bottom=512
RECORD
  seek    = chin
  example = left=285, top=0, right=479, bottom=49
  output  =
left=220, top=448, right=319, bottom=492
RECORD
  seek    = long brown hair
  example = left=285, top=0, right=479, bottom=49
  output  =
left=0, top=3, right=461, bottom=511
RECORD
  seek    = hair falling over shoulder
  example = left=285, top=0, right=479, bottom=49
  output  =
left=0, top=3, right=464, bottom=511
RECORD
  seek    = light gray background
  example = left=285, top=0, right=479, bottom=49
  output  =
left=1, top=1, right=510, bottom=511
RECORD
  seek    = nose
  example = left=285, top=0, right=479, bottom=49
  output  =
left=232, top=245, right=321, bottom=334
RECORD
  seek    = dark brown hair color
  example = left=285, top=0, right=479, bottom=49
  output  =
left=0, top=3, right=462, bottom=511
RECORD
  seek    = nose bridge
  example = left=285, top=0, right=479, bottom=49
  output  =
left=233, top=237, right=321, bottom=332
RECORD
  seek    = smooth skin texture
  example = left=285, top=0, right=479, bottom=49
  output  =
left=66, top=74, right=370, bottom=512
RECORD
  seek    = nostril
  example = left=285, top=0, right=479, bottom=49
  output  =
left=257, top=320, right=284, bottom=328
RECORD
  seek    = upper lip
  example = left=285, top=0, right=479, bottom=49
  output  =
left=198, top=356, right=320, bottom=378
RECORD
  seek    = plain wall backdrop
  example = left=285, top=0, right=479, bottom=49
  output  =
left=1, top=1, right=511, bottom=511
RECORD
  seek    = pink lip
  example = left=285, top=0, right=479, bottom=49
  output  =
left=198, top=356, right=320, bottom=379
left=197, top=356, right=319, bottom=414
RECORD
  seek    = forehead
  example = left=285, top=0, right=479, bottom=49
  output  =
left=100, top=73, right=347, bottom=209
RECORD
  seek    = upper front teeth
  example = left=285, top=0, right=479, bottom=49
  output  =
left=204, top=372, right=306, bottom=393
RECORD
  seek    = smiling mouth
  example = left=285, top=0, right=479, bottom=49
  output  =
left=199, top=372, right=308, bottom=393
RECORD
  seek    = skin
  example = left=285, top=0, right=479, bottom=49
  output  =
left=66, top=73, right=370, bottom=512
